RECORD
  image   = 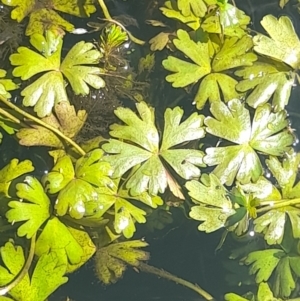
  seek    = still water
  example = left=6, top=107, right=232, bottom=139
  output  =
left=47, top=0, right=300, bottom=301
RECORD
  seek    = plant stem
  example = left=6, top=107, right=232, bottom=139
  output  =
left=97, top=0, right=145, bottom=45
left=136, top=262, right=216, bottom=301
left=0, top=96, right=86, bottom=156
left=256, top=198, right=300, bottom=213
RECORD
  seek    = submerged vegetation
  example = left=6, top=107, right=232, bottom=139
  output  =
left=1, top=0, right=300, bottom=300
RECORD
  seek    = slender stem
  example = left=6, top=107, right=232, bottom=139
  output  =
left=136, top=262, right=216, bottom=301
left=256, top=198, right=300, bottom=213
left=0, top=96, right=86, bottom=156
left=0, top=107, right=20, bottom=124
left=0, top=232, right=36, bottom=296
left=97, top=0, right=145, bottom=45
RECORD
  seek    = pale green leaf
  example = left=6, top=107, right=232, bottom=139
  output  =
left=266, top=151, right=300, bottom=196
left=194, top=73, right=240, bottom=109
left=61, top=41, right=105, bottom=94
left=236, top=62, right=294, bottom=111
left=253, top=15, right=300, bottom=69
left=21, top=71, right=68, bottom=117
left=204, top=99, right=293, bottom=185
left=186, top=174, right=235, bottom=232
left=102, top=102, right=205, bottom=196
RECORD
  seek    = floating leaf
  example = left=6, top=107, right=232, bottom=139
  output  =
left=253, top=15, right=300, bottom=69
left=43, top=150, right=113, bottom=219
left=10, top=32, right=103, bottom=117
left=0, top=69, right=18, bottom=98
left=177, top=0, right=207, bottom=17
left=94, top=178, right=153, bottom=238
left=2, top=0, right=96, bottom=35
left=6, top=176, right=51, bottom=238
left=102, top=101, right=205, bottom=197
left=202, top=3, right=250, bottom=38
left=163, top=30, right=256, bottom=109
left=0, top=240, right=68, bottom=301
left=94, top=240, right=149, bottom=284
left=252, top=152, right=300, bottom=244
left=235, top=62, right=293, bottom=112
left=160, top=1, right=200, bottom=30
left=0, top=159, right=34, bottom=196
left=204, top=99, right=293, bottom=185
left=186, top=174, right=235, bottom=232
left=35, top=217, right=95, bottom=273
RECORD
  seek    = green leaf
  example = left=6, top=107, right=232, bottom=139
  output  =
left=35, top=217, right=95, bottom=273
left=0, top=159, right=34, bottom=196
left=244, top=249, right=283, bottom=283
left=43, top=150, right=114, bottom=219
left=160, top=1, right=201, bottom=30
left=60, top=41, right=105, bottom=95
left=279, top=0, right=290, bottom=8
left=94, top=240, right=149, bottom=284
left=224, top=293, right=248, bottom=301
left=177, top=0, right=207, bottom=17
left=95, top=179, right=148, bottom=238
left=203, top=99, right=293, bottom=185
left=0, top=240, right=67, bottom=301
left=186, top=174, right=235, bottom=232
left=219, top=4, right=250, bottom=37
left=235, top=62, right=294, bottom=112
left=10, top=32, right=103, bottom=117
left=0, top=69, right=19, bottom=99
left=162, top=29, right=211, bottom=87
left=212, top=35, right=257, bottom=72
left=102, top=102, right=205, bottom=197
left=273, top=256, right=296, bottom=297
left=266, top=151, right=300, bottom=197
left=114, top=198, right=147, bottom=238
left=163, top=31, right=255, bottom=109
left=2, top=0, right=96, bottom=35
left=42, top=155, right=75, bottom=194
left=253, top=15, right=300, bottom=69
left=194, top=73, right=240, bottom=110
left=257, top=282, right=280, bottom=301
left=6, top=176, right=51, bottom=238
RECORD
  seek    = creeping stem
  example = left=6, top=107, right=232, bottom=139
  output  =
left=0, top=232, right=36, bottom=296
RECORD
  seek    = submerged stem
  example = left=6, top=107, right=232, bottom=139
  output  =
left=136, top=262, right=216, bottom=301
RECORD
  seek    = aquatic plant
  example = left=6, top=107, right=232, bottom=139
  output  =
left=0, top=0, right=300, bottom=300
